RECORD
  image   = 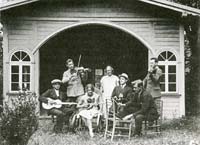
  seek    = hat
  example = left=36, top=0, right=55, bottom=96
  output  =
left=119, top=73, right=129, bottom=80
left=131, top=79, right=143, bottom=85
left=51, top=79, right=62, bottom=84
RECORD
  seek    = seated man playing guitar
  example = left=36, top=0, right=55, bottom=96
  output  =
left=39, top=79, right=76, bottom=133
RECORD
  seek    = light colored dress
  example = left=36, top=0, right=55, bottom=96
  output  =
left=77, top=92, right=100, bottom=120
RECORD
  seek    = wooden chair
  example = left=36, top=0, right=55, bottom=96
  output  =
left=143, top=99, right=163, bottom=135
left=104, top=99, right=134, bottom=141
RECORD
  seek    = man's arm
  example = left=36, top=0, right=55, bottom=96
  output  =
left=149, top=68, right=162, bottom=82
left=122, top=88, right=132, bottom=104
left=115, top=77, right=119, bottom=86
left=100, top=77, right=104, bottom=93
left=133, top=93, right=151, bottom=116
left=39, top=89, right=51, bottom=104
left=143, top=75, right=148, bottom=89
left=125, top=93, right=136, bottom=107
left=111, top=87, right=117, bottom=99
left=62, top=71, right=71, bottom=83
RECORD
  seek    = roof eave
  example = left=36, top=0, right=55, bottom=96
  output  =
left=0, top=0, right=200, bottom=17
left=0, top=0, right=39, bottom=11
left=138, top=0, right=200, bottom=16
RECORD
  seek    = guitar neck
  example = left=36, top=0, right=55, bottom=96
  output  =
left=61, top=102, right=77, bottom=105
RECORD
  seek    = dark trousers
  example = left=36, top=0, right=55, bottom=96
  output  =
left=117, top=106, right=139, bottom=118
left=134, top=114, right=145, bottom=135
left=49, top=107, right=75, bottom=130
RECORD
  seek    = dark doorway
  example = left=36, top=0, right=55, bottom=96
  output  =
left=39, top=24, right=148, bottom=114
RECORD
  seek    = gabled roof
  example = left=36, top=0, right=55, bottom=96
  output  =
left=0, top=0, right=200, bottom=16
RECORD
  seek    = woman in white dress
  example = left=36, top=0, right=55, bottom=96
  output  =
left=77, top=84, right=100, bottom=137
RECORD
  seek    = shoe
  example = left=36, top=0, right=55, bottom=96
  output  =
left=53, top=125, right=63, bottom=133
left=89, top=131, right=94, bottom=138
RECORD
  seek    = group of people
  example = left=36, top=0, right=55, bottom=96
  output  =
left=39, top=57, right=162, bottom=138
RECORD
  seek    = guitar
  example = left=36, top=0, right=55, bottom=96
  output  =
left=42, top=98, right=77, bottom=110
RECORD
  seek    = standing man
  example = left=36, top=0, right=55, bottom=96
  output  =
left=62, top=59, right=85, bottom=102
left=39, top=79, right=74, bottom=133
left=100, top=66, right=119, bottom=116
left=143, top=57, right=162, bottom=100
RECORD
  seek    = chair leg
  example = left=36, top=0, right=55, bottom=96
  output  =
left=128, top=123, right=132, bottom=140
left=52, top=115, right=55, bottom=123
left=144, top=121, right=148, bottom=135
left=155, top=120, right=158, bottom=132
left=104, top=118, right=108, bottom=139
left=111, top=121, right=116, bottom=141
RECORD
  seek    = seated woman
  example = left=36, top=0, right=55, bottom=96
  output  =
left=77, top=84, right=100, bottom=138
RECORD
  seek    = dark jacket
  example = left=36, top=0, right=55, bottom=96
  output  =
left=133, top=89, right=159, bottom=121
left=111, top=85, right=132, bottom=105
left=39, top=88, right=67, bottom=104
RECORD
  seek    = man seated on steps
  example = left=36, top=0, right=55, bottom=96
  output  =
left=39, top=79, right=75, bottom=133
left=122, top=80, right=159, bottom=136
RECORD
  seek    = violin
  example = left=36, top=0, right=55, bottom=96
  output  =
left=76, top=67, right=91, bottom=72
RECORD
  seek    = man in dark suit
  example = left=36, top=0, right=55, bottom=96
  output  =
left=130, top=80, right=159, bottom=136
left=111, top=73, right=132, bottom=114
left=39, top=79, right=75, bottom=133
left=143, top=57, right=162, bottom=100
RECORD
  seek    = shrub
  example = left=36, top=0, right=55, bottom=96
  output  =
left=161, top=116, right=200, bottom=132
left=0, top=92, right=39, bottom=145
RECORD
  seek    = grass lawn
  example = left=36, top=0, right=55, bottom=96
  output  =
left=27, top=117, right=200, bottom=145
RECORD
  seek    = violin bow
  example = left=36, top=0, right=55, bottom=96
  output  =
left=77, top=54, right=82, bottom=67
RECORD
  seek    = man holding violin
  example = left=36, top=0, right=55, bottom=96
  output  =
left=62, top=58, right=86, bottom=103
left=143, top=57, right=162, bottom=100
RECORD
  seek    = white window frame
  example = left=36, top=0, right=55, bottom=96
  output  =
left=10, top=51, right=32, bottom=93
left=158, top=52, right=178, bottom=94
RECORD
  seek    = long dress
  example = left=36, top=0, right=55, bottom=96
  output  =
left=78, top=92, right=100, bottom=120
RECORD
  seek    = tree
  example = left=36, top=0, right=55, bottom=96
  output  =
left=169, top=0, right=200, bottom=8
left=170, top=0, right=200, bottom=115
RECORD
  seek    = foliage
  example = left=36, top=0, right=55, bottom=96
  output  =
left=169, top=0, right=200, bottom=8
left=0, top=92, right=39, bottom=145
left=169, top=0, right=200, bottom=115
left=162, top=116, right=200, bottom=132
left=0, top=46, right=2, bottom=106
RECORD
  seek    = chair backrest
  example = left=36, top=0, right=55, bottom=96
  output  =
left=105, top=99, right=116, bottom=119
left=154, top=99, right=163, bottom=121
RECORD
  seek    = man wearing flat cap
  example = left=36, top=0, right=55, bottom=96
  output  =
left=39, top=79, right=74, bottom=133
left=111, top=73, right=132, bottom=113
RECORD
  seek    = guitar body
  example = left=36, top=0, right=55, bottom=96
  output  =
left=42, top=98, right=77, bottom=110
left=42, top=99, right=62, bottom=110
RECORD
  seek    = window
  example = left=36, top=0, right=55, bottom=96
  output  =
left=158, top=51, right=177, bottom=93
left=10, top=51, right=31, bottom=91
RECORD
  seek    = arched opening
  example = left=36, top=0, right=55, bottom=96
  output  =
left=39, top=23, right=149, bottom=114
